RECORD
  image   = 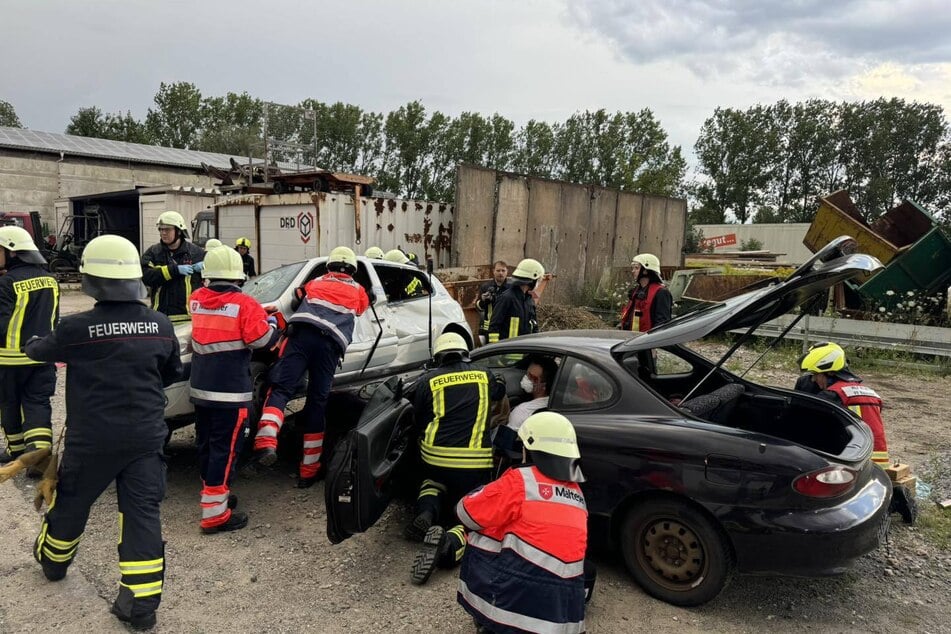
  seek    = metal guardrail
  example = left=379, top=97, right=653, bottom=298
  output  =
left=733, top=314, right=951, bottom=358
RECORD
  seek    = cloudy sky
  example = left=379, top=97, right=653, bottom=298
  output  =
left=3, top=0, right=950, bottom=160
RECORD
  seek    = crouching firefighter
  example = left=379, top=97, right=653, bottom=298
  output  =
left=25, top=235, right=182, bottom=631
left=189, top=246, right=279, bottom=534
left=252, top=246, right=369, bottom=487
left=456, top=412, right=590, bottom=634
left=407, top=332, right=506, bottom=585
left=0, top=226, right=59, bottom=464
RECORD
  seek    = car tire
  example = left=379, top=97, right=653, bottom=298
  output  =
left=620, top=499, right=734, bottom=606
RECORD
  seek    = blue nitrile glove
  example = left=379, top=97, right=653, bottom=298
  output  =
left=192, top=261, right=205, bottom=272
left=177, top=264, right=194, bottom=276
left=266, top=316, right=278, bottom=327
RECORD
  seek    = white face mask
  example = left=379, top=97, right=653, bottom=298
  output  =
left=520, top=375, right=535, bottom=393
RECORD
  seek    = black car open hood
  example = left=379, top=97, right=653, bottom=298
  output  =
left=615, top=248, right=882, bottom=353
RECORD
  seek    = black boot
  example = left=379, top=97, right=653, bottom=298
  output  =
left=0, top=448, right=21, bottom=464
left=411, top=525, right=448, bottom=585
left=202, top=511, right=249, bottom=534
left=254, top=447, right=277, bottom=467
left=889, top=485, right=919, bottom=525
left=404, top=510, right=434, bottom=542
left=111, top=603, right=157, bottom=631
left=227, top=493, right=238, bottom=509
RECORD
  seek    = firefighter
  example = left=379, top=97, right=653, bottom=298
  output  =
left=25, top=234, right=182, bottom=631
left=619, top=253, right=672, bottom=332
left=486, top=258, right=545, bottom=343
left=475, top=261, right=508, bottom=345
left=407, top=332, right=506, bottom=585
left=141, top=210, right=205, bottom=322
left=235, top=237, right=257, bottom=278
left=0, top=226, right=59, bottom=465
left=456, top=411, right=588, bottom=634
left=189, top=246, right=279, bottom=533
left=364, top=246, right=385, bottom=260
left=383, top=249, right=425, bottom=298
left=252, top=246, right=369, bottom=487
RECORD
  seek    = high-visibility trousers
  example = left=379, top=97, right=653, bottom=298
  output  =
left=0, top=364, right=56, bottom=453
left=196, top=405, right=248, bottom=529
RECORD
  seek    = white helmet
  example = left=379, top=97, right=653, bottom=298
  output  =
left=364, top=246, right=385, bottom=259
left=518, top=411, right=584, bottom=482
left=79, top=234, right=146, bottom=301
left=156, top=211, right=187, bottom=231
left=512, top=258, right=545, bottom=284
left=632, top=253, right=661, bottom=278
left=202, top=246, right=246, bottom=281
left=328, top=246, right=357, bottom=274
left=0, top=226, right=46, bottom=264
left=204, top=238, right=223, bottom=249
left=383, top=249, right=409, bottom=264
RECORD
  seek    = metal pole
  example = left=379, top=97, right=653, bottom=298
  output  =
left=263, top=102, right=269, bottom=186
left=313, top=112, right=318, bottom=169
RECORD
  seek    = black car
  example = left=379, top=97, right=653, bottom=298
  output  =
left=324, top=237, right=892, bottom=606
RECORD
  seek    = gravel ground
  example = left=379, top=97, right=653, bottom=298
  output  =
left=0, top=292, right=949, bottom=633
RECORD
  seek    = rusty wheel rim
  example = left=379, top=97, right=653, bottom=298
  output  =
left=636, top=517, right=708, bottom=592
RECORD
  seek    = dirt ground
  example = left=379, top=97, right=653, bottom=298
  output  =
left=1, top=292, right=950, bottom=633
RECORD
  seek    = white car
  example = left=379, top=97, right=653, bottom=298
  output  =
left=164, top=256, right=472, bottom=428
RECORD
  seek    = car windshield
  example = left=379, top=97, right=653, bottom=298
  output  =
left=244, top=261, right=306, bottom=303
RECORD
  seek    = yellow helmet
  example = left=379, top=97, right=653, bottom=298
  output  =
left=799, top=342, right=846, bottom=374
left=235, top=237, right=252, bottom=249
left=79, top=234, right=146, bottom=301
left=364, top=246, right=384, bottom=259
left=433, top=332, right=468, bottom=356
left=512, top=258, right=544, bottom=283
left=518, top=411, right=585, bottom=483
left=384, top=249, right=409, bottom=264
left=204, top=238, right=223, bottom=249
left=156, top=211, right=187, bottom=231
left=202, top=246, right=246, bottom=281
left=0, top=226, right=45, bottom=264
left=327, top=246, right=357, bottom=273
left=632, top=253, right=661, bottom=277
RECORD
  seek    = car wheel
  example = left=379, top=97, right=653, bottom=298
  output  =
left=620, top=499, right=734, bottom=606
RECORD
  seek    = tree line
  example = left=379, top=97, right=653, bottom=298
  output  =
left=2, top=90, right=950, bottom=222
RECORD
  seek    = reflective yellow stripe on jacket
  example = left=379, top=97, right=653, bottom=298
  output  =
left=420, top=371, right=493, bottom=469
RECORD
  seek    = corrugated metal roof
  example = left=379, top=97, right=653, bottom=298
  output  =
left=0, top=126, right=307, bottom=171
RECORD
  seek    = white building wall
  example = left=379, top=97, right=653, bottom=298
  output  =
left=695, top=223, right=812, bottom=265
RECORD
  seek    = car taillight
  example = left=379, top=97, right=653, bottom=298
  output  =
left=793, top=466, right=857, bottom=498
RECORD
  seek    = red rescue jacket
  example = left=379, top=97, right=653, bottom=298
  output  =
left=620, top=282, right=662, bottom=332
left=826, top=379, right=889, bottom=466
left=288, top=272, right=369, bottom=355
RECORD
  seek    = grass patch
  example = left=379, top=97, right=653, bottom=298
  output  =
left=917, top=505, right=951, bottom=551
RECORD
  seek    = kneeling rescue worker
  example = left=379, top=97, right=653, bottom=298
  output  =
left=0, top=226, right=59, bottom=464
left=189, top=246, right=279, bottom=533
left=408, top=332, right=506, bottom=585
left=26, top=235, right=182, bottom=631
left=252, top=246, right=369, bottom=487
left=456, top=411, right=589, bottom=634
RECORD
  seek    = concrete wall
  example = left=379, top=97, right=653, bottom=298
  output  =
left=696, top=223, right=812, bottom=265
left=0, top=149, right=216, bottom=232
left=453, top=165, right=688, bottom=299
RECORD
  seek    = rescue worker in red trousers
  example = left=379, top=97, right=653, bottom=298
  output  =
left=619, top=253, right=672, bottom=332
left=252, top=246, right=369, bottom=487
left=189, top=246, right=279, bottom=533
left=456, top=412, right=588, bottom=634
left=0, top=226, right=59, bottom=464
left=487, top=259, right=545, bottom=343
left=141, top=210, right=205, bottom=323
left=26, top=235, right=182, bottom=631
left=407, top=332, right=506, bottom=585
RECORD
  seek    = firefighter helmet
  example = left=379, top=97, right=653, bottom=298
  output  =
left=518, top=411, right=585, bottom=483
left=79, top=234, right=146, bottom=301
left=156, top=211, right=187, bottom=231
left=511, top=258, right=544, bottom=283
left=799, top=342, right=846, bottom=374
left=204, top=238, right=223, bottom=249
left=235, top=237, right=252, bottom=249
left=327, top=246, right=357, bottom=274
left=632, top=253, right=661, bottom=277
left=203, top=246, right=246, bottom=281
left=364, top=246, right=385, bottom=259
left=432, top=332, right=469, bottom=363
left=383, top=249, right=409, bottom=264
left=0, top=226, right=46, bottom=264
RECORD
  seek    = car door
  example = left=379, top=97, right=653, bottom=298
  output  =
left=369, top=261, right=435, bottom=365
left=325, top=376, right=415, bottom=544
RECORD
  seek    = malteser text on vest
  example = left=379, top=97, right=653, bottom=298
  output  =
left=88, top=322, right=160, bottom=338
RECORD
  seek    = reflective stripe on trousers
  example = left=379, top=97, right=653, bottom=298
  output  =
left=300, top=432, right=324, bottom=479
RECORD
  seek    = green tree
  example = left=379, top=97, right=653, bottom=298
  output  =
left=0, top=99, right=22, bottom=127
left=146, top=82, right=204, bottom=149
left=66, top=107, right=151, bottom=144
left=513, top=120, right=556, bottom=178
left=198, top=92, right=263, bottom=155
left=66, top=106, right=108, bottom=137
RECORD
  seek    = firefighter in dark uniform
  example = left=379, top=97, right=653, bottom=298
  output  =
left=26, top=234, right=182, bottom=631
left=252, top=246, right=370, bottom=487
left=189, top=246, right=278, bottom=533
left=487, top=258, right=545, bottom=344
left=619, top=253, right=672, bottom=332
left=457, top=412, right=589, bottom=634
left=383, top=249, right=425, bottom=298
left=141, top=210, right=205, bottom=322
left=235, top=237, right=257, bottom=278
left=475, top=261, right=508, bottom=345
left=407, top=332, right=506, bottom=585
left=0, top=226, right=59, bottom=464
